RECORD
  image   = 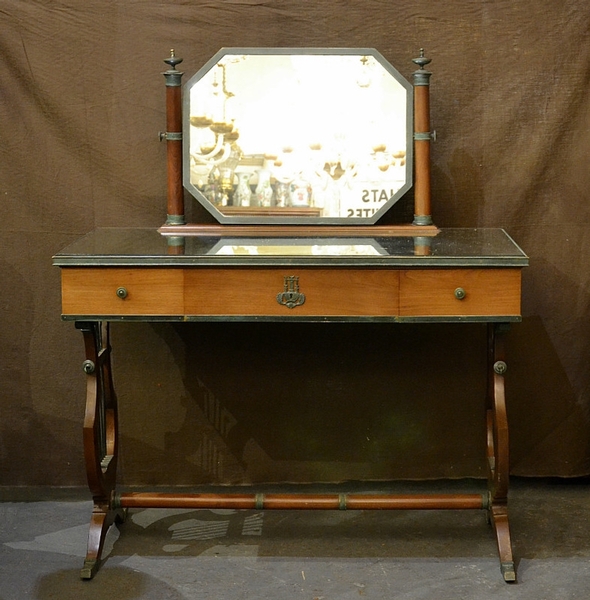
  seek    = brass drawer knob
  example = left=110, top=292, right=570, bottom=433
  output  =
left=116, top=287, right=128, bottom=300
left=454, top=287, right=466, bottom=300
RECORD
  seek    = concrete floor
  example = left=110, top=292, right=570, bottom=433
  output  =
left=1, top=478, right=589, bottom=599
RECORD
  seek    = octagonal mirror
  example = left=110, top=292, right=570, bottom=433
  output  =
left=183, top=48, right=413, bottom=225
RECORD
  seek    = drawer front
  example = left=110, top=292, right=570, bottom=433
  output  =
left=184, top=269, right=400, bottom=316
left=399, top=269, right=522, bottom=317
left=61, top=268, right=184, bottom=316
left=61, top=267, right=522, bottom=319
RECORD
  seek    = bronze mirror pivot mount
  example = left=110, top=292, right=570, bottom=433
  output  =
left=161, top=48, right=435, bottom=235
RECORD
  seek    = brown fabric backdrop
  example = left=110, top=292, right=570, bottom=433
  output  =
left=1, top=1, right=589, bottom=487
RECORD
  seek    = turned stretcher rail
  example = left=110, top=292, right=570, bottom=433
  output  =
left=114, top=492, right=488, bottom=511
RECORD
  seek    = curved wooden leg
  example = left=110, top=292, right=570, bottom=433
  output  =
left=76, top=321, right=123, bottom=579
left=486, top=323, right=516, bottom=583
left=81, top=502, right=126, bottom=579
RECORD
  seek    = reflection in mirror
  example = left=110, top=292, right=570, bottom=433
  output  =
left=183, top=49, right=412, bottom=224
left=209, top=238, right=387, bottom=256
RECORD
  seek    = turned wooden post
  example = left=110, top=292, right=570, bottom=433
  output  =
left=412, top=49, right=433, bottom=226
left=162, top=50, right=185, bottom=225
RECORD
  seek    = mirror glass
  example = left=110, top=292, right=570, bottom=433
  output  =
left=183, top=48, right=412, bottom=224
left=209, top=238, right=387, bottom=256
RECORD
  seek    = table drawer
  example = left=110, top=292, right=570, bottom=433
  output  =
left=184, top=269, right=400, bottom=316
left=61, top=268, right=184, bottom=316
left=399, top=269, right=522, bottom=317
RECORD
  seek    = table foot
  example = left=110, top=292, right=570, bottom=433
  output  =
left=81, top=504, right=126, bottom=580
left=489, top=503, right=516, bottom=582
left=81, top=559, right=98, bottom=580
left=501, top=561, right=516, bottom=583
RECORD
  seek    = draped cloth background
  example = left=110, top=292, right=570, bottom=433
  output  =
left=1, top=1, right=589, bottom=486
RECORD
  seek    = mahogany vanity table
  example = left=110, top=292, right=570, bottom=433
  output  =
left=54, top=49, right=528, bottom=582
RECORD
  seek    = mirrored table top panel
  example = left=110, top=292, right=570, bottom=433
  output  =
left=54, top=228, right=528, bottom=268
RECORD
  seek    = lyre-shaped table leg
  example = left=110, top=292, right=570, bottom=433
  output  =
left=486, top=323, right=516, bottom=583
left=76, top=321, right=125, bottom=579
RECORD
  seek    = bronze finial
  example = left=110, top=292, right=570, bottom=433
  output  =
left=164, top=48, right=183, bottom=70
left=413, top=48, right=432, bottom=70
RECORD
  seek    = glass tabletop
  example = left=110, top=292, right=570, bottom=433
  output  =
left=53, top=228, right=528, bottom=267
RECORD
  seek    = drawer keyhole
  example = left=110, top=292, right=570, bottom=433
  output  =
left=277, top=276, right=305, bottom=309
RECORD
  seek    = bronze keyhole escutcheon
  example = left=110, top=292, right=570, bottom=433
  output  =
left=277, top=276, right=306, bottom=309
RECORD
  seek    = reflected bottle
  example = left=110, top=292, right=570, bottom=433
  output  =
left=312, top=171, right=340, bottom=217
left=274, top=180, right=291, bottom=207
left=289, top=176, right=312, bottom=207
left=255, top=169, right=274, bottom=207
left=233, top=172, right=252, bottom=207
left=204, top=166, right=221, bottom=205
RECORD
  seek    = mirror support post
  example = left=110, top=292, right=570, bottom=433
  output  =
left=162, top=50, right=185, bottom=226
left=412, top=50, right=433, bottom=226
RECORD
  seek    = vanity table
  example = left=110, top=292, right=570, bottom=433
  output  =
left=54, top=49, right=528, bottom=582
